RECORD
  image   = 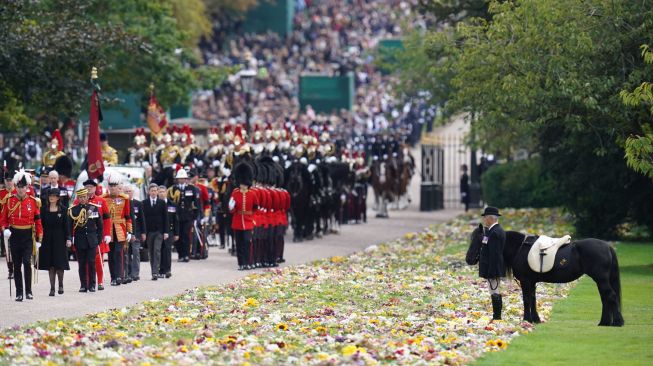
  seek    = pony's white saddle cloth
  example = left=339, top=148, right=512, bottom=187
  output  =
left=527, top=235, right=572, bottom=273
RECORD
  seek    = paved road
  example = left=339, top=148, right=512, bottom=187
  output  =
left=0, top=149, right=462, bottom=328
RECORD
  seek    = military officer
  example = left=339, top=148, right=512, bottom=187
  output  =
left=103, top=176, right=133, bottom=285
left=0, top=170, right=43, bottom=301
left=229, top=163, right=258, bottom=271
left=68, top=188, right=103, bottom=292
left=167, top=169, right=200, bottom=262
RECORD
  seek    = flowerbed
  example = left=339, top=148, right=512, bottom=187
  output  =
left=0, top=208, right=575, bottom=365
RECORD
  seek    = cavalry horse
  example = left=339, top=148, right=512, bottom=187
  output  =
left=466, top=225, right=624, bottom=326
left=284, top=162, right=311, bottom=242
left=371, top=157, right=399, bottom=218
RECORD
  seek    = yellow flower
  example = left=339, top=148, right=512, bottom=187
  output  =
left=244, top=352, right=250, bottom=359
left=162, top=316, right=173, bottom=323
left=177, top=318, right=192, bottom=325
left=242, top=362, right=251, bottom=366
left=341, top=345, right=358, bottom=357
left=485, top=339, right=496, bottom=347
left=434, top=317, right=447, bottom=325
left=244, top=298, right=259, bottom=307
left=179, top=345, right=188, bottom=353
left=315, top=326, right=327, bottom=334
left=330, top=256, right=346, bottom=263
left=317, top=352, right=329, bottom=361
left=277, top=323, right=289, bottom=331
left=495, top=339, right=508, bottom=349
left=404, top=232, right=416, bottom=240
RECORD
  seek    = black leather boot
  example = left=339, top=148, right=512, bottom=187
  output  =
left=491, top=294, right=502, bottom=320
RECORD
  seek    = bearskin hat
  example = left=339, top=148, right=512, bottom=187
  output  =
left=254, top=161, right=268, bottom=184
left=53, top=154, right=73, bottom=178
left=234, top=162, right=253, bottom=187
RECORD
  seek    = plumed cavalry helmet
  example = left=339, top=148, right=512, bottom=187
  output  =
left=175, top=169, right=189, bottom=179
left=13, top=169, right=31, bottom=187
left=234, top=162, right=253, bottom=187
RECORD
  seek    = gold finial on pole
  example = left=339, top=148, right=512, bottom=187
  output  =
left=149, top=83, right=155, bottom=97
left=91, top=66, right=101, bottom=91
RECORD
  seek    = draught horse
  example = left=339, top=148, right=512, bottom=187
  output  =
left=466, top=225, right=624, bottom=326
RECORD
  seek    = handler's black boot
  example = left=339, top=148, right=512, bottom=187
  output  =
left=491, top=294, right=502, bottom=320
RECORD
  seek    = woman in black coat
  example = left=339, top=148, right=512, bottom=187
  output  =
left=38, top=188, right=70, bottom=296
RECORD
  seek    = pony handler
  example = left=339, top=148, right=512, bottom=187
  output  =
left=466, top=209, right=624, bottom=326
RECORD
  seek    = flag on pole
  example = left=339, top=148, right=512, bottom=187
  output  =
left=147, top=91, right=168, bottom=135
left=87, top=88, right=104, bottom=179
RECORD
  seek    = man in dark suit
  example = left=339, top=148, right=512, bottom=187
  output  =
left=158, top=185, right=177, bottom=278
left=479, top=206, right=506, bottom=320
left=125, top=185, right=146, bottom=282
left=144, top=183, right=168, bottom=280
left=67, top=188, right=103, bottom=293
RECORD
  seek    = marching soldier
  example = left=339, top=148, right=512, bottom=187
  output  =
left=0, top=170, right=43, bottom=301
left=68, top=188, right=103, bottom=292
left=167, top=169, right=200, bottom=262
left=103, top=176, right=133, bottom=286
left=230, top=162, right=258, bottom=271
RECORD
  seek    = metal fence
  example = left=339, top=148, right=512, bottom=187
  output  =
left=435, top=133, right=472, bottom=209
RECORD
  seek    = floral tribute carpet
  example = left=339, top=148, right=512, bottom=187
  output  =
left=0, top=208, right=575, bottom=365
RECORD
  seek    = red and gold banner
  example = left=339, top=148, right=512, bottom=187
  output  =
left=87, top=89, right=104, bottom=179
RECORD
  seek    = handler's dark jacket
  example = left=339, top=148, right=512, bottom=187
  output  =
left=479, top=223, right=506, bottom=279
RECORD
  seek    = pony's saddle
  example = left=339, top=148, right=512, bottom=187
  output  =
left=526, top=235, right=572, bottom=273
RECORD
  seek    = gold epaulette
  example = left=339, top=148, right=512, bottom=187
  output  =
left=119, top=193, right=130, bottom=199
left=33, top=196, right=42, bottom=209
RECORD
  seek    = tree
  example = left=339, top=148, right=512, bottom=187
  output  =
left=0, top=0, right=240, bottom=132
left=399, top=0, right=653, bottom=237
left=620, top=45, right=653, bottom=179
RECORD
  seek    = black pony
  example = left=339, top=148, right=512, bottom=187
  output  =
left=466, top=225, right=624, bottom=326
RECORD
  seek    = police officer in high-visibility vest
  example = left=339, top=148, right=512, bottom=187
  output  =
left=0, top=170, right=43, bottom=301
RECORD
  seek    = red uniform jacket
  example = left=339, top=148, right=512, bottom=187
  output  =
left=0, top=194, right=43, bottom=241
left=230, top=187, right=259, bottom=231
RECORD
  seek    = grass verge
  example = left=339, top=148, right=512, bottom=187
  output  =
left=474, top=242, right=653, bottom=366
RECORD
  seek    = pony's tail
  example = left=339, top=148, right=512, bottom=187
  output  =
left=609, top=246, right=622, bottom=310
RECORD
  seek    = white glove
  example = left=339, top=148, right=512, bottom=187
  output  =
left=201, top=217, right=209, bottom=225
left=126, top=233, right=132, bottom=242
left=36, top=242, right=41, bottom=249
left=66, top=240, right=72, bottom=248
left=104, top=235, right=112, bottom=244
left=3, top=229, right=11, bottom=239
left=228, top=197, right=236, bottom=211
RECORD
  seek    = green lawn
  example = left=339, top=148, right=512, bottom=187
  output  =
left=474, top=242, right=653, bottom=366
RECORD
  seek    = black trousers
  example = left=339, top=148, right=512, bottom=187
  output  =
left=10, top=228, right=32, bottom=296
left=177, top=220, right=192, bottom=259
left=77, top=246, right=96, bottom=289
left=234, top=230, right=252, bottom=267
left=160, top=236, right=172, bottom=274
left=108, top=234, right=125, bottom=280
left=217, top=213, right=228, bottom=246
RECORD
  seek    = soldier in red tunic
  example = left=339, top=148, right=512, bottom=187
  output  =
left=229, top=163, right=258, bottom=271
left=0, top=170, right=43, bottom=301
